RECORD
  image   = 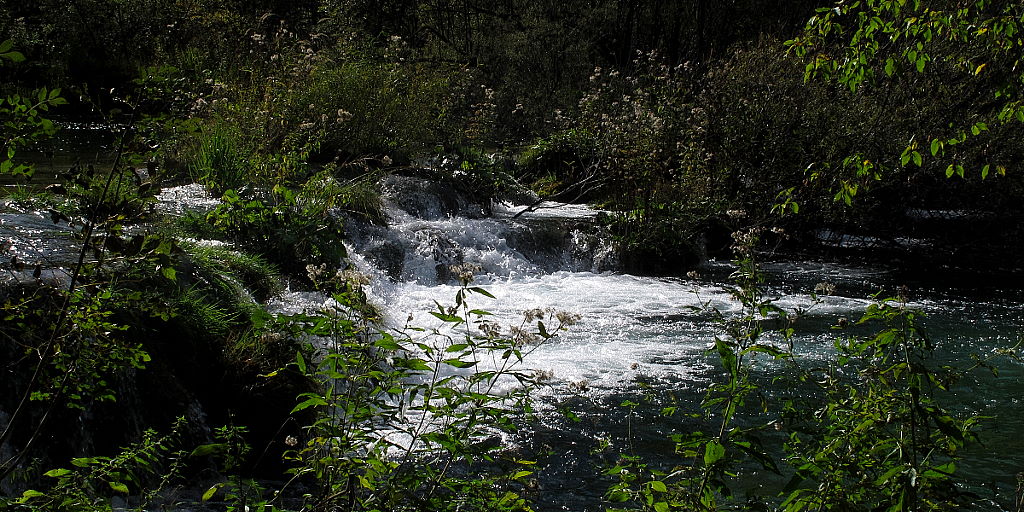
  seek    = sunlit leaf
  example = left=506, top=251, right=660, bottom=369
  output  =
left=705, top=440, right=726, bottom=465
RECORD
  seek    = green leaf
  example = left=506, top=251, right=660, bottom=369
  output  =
left=109, top=481, right=129, bottom=493
left=202, top=483, right=224, bottom=501
left=20, top=489, right=44, bottom=500
left=650, top=480, right=668, bottom=492
left=884, top=57, right=895, bottom=76
left=296, top=351, right=307, bottom=373
left=982, top=164, right=990, bottom=179
left=430, top=311, right=463, bottom=323
left=161, top=266, right=176, bottom=281
left=930, top=139, right=940, bottom=156
left=43, top=468, right=72, bottom=478
left=742, top=344, right=789, bottom=359
left=715, top=338, right=737, bottom=377
left=190, top=443, right=228, bottom=457
left=291, top=396, right=328, bottom=413
left=442, top=358, right=477, bottom=368
left=704, top=440, right=726, bottom=465
left=929, top=461, right=956, bottom=476
left=512, top=470, right=533, bottom=479
left=607, top=490, right=630, bottom=503
left=397, top=358, right=432, bottom=371
left=375, top=338, right=401, bottom=350
left=468, top=286, right=495, bottom=298
left=912, top=151, right=922, bottom=167
left=654, top=502, right=669, bottom=512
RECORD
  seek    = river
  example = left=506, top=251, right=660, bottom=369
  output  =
left=336, top=175, right=1024, bottom=511
left=4, top=163, right=1020, bottom=509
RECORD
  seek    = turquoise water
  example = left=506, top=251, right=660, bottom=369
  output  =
left=352, top=195, right=1024, bottom=510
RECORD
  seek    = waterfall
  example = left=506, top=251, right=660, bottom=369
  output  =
left=336, top=176, right=1024, bottom=511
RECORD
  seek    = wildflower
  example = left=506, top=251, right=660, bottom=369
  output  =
left=523, top=308, right=546, bottom=322
left=306, top=263, right=327, bottom=281
left=568, top=380, right=590, bottom=393
left=555, top=311, right=581, bottom=326
left=510, top=326, right=541, bottom=345
left=450, top=263, right=481, bottom=284
left=478, top=321, right=501, bottom=338
left=533, top=369, right=555, bottom=382
left=284, top=435, right=298, bottom=447
left=814, top=282, right=836, bottom=295
left=338, top=268, right=370, bottom=286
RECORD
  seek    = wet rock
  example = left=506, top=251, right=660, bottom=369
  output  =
left=362, top=237, right=406, bottom=281
left=380, top=174, right=486, bottom=219
left=411, top=229, right=465, bottom=283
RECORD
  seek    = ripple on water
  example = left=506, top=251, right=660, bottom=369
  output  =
left=1, top=207, right=80, bottom=285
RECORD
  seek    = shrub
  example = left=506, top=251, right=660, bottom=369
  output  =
left=202, top=186, right=347, bottom=278
left=516, top=129, right=599, bottom=199
left=288, top=61, right=457, bottom=159
left=64, top=164, right=158, bottom=222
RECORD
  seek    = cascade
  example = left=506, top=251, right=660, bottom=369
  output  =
left=337, top=175, right=1024, bottom=511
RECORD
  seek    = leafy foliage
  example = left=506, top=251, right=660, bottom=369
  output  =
left=783, top=296, right=981, bottom=511
left=10, top=421, right=189, bottom=512
left=201, top=186, right=347, bottom=277
left=0, top=39, right=66, bottom=179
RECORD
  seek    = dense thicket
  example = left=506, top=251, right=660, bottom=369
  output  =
left=4, top=0, right=1021, bottom=270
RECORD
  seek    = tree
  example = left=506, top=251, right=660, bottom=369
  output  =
left=788, top=0, right=1023, bottom=183
left=0, top=39, right=66, bottom=178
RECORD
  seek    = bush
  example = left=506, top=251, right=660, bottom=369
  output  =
left=288, top=61, right=457, bottom=159
left=64, top=164, right=158, bottom=222
left=516, top=129, right=599, bottom=199
left=202, top=186, right=347, bottom=277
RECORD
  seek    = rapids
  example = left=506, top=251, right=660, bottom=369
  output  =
left=6, top=176, right=1015, bottom=509
left=337, top=175, right=1024, bottom=511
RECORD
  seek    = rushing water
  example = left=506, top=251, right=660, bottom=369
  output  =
left=6, top=173, right=1018, bottom=509
left=337, top=176, right=1024, bottom=511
